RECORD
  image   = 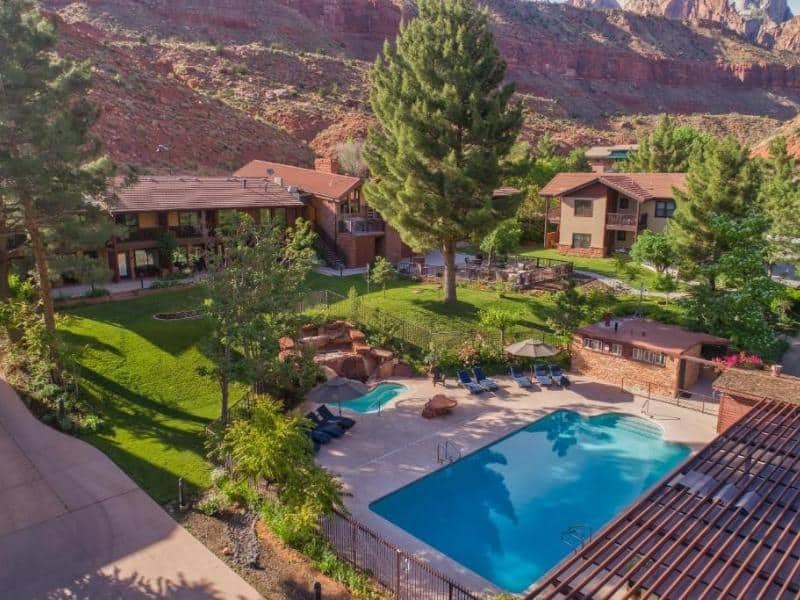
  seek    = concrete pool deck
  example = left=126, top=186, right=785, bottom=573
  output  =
left=314, top=373, right=718, bottom=596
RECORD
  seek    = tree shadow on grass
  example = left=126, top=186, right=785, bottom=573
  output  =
left=58, top=329, right=124, bottom=357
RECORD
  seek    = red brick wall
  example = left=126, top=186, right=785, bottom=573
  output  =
left=558, top=244, right=605, bottom=257
left=338, top=234, right=375, bottom=267
left=310, top=195, right=338, bottom=241
left=570, top=336, right=681, bottom=397
left=717, top=392, right=758, bottom=433
left=383, top=225, right=412, bottom=263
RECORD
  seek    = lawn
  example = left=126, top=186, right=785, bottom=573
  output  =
left=58, top=287, right=247, bottom=503
left=518, top=246, right=665, bottom=291
left=58, top=274, right=686, bottom=503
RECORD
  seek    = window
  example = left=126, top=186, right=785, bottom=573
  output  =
left=572, top=233, right=591, bottom=248
left=134, top=249, right=157, bottom=268
left=616, top=230, right=627, bottom=242
left=632, top=347, right=666, bottom=366
left=655, top=200, right=676, bottom=218
left=116, top=214, right=138, bottom=229
left=583, top=338, right=622, bottom=356
left=178, top=212, right=200, bottom=227
left=574, top=199, right=593, bottom=217
left=618, top=197, right=630, bottom=210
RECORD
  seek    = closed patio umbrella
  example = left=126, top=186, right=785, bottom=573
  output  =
left=504, top=339, right=558, bottom=359
left=306, top=376, right=369, bottom=415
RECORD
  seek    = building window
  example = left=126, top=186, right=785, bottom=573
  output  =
left=632, top=347, right=666, bottom=366
left=583, top=338, right=622, bottom=355
left=178, top=212, right=200, bottom=227
left=655, top=200, right=676, bottom=218
left=618, top=197, right=630, bottom=210
left=572, top=233, right=591, bottom=248
left=574, top=199, right=593, bottom=217
left=616, top=230, right=627, bottom=242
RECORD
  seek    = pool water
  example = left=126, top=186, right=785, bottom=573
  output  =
left=370, top=410, right=690, bottom=593
left=340, top=383, right=407, bottom=413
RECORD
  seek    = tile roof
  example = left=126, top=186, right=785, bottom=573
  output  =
left=530, top=398, right=800, bottom=600
left=234, top=160, right=361, bottom=201
left=539, top=172, right=687, bottom=201
left=576, top=317, right=728, bottom=357
left=585, top=144, right=639, bottom=159
left=109, top=177, right=305, bottom=213
left=714, top=368, right=800, bottom=404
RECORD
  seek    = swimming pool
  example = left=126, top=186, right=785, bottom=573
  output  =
left=339, top=383, right=407, bottom=413
left=370, top=409, right=690, bottom=593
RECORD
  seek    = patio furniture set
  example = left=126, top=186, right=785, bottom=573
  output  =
left=305, top=405, right=356, bottom=452
left=457, top=364, right=570, bottom=395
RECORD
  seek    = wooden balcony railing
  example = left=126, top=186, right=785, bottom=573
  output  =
left=169, top=225, right=203, bottom=238
left=606, top=212, right=638, bottom=229
left=339, top=218, right=385, bottom=234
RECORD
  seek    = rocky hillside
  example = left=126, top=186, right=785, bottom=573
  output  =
left=38, top=0, right=800, bottom=172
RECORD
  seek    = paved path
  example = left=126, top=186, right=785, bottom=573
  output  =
left=0, top=380, right=261, bottom=599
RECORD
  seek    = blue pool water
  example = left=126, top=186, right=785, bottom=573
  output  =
left=340, top=383, right=407, bottom=413
left=370, top=410, right=690, bottom=593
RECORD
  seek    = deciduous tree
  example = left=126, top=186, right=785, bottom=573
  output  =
left=364, top=0, right=522, bottom=303
left=630, top=230, right=675, bottom=273
left=370, top=256, right=394, bottom=296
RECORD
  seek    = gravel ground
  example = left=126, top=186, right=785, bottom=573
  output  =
left=179, top=509, right=359, bottom=600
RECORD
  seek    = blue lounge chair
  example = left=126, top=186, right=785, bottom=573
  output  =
left=510, top=366, right=533, bottom=388
left=472, top=366, right=499, bottom=391
left=534, top=364, right=552, bottom=387
left=457, top=370, right=484, bottom=394
left=307, top=428, right=331, bottom=449
left=305, top=412, right=345, bottom=437
left=318, top=405, right=356, bottom=430
left=549, top=364, right=570, bottom=386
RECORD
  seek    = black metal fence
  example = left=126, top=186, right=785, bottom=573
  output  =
left=321, top=511, right=482, bottom=600
left=620, top=378, right=721, bottom=416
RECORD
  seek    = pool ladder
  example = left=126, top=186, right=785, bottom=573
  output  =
left=436, top=440, right=462, bottom=464
left=561, top=524, right=592, bottom=552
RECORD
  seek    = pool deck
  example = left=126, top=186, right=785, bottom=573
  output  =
left=313, top=373, right=718, bottom=596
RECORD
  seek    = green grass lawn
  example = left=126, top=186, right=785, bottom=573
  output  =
left=58, top=288, right=247, bottom=504
left=518, top=246, right=666, bottom=291
left=58, top=274, right=685, bottom=503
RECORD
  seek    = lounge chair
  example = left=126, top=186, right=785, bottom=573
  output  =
left=534, top=364, right=552, bottom=387
left=510, top=366, right=533, bottom=388
left=307, top=428, right=331, bottom=450
left=318, top=405, right=356, bottom=429
left=305, top=412, right=345, bottom=437
left=549, top=364, right=570, bottom=387
left=457, top=370, right=484, bottom=394
left=472, top=366, right=499, bottom=391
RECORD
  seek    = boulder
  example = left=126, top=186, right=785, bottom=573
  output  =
left=349, top=329, right=367, bottom=343
left=339, top=355, right=368, bottom=380
left=352, top=343, right=372, bottom=356
left=371, top=348, right=394, bottom=362
left=392, top=361, right=415, bottom=377
left=278, top=336, right=295, bottom=351
left=298, top=334, right=329, bottom=350
left=300, top=323, right=319, bottom=337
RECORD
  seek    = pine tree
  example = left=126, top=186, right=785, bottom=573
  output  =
left=363, top=0, right=522, bottom=303
left=759, top=137, right=800, bottom=267
left=0, top=0, right=111, bottom=331
left=669, top=136, right=763, bottom=289
left=623, top=114, right=708, bottom=173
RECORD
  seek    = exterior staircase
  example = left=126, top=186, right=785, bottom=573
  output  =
left=315, top=228, right=346, bottom=270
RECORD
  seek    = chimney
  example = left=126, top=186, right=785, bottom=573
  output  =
left=314, top=157, right=339, bottom=174
left=772, top=364, right=783, bottom=377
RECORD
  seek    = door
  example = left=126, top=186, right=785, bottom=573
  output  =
left=117, top=252, right=129, bottom=278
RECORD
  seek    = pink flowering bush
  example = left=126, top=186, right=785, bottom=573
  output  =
left=713, top=352, right=764, bottom=370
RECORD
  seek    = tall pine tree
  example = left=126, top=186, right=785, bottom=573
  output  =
left=669, top=136, right=763, bottom=290
left=623, top=114, right=708, bottom=173
left=759, top=137, right=800, bottom=267
left=363, top=0, right=522, bottom=303
left=0, top=0, right=111, bottom=331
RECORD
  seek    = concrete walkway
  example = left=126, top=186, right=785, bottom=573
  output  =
left=0, top=380, right=261, bottom=599
left=53, top=274, right=203, bottom=300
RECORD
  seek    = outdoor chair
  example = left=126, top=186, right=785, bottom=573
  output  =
left=472, top=366, right=499, bottom=391
left=549, top=365, right=570, bottom=387
left=534, top=364, right=553, bottom=387
left=457, top=370, right=484, bottom=394
left=510, top=366, right=533, bottom=388
left=305, top=412, right=345, bottom=437
left=307, top=428, right=331, bottom=450
left=317, top=405, right=356, bottom=429
left=431, top=367, right=447, bottom=387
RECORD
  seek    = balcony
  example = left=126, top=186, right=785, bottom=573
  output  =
left=605, top=212, right=639, bottom=231
left=124, top=228, right=161, bottom=242
left=169, top=225, right=203, bottom=238
left=339, top=217, right=385, bottom=235
left=546, top=207, right=561, bottom=223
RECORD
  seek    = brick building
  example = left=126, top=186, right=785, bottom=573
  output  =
left=235, top=158, right=412, bottom=267
left=713, top=367, right=800, bottom=433
left=571, top=317, right=728, bottom=398
left=585, top=144, right=638, bottom=173
left=540, top=172, right=686, bottom=257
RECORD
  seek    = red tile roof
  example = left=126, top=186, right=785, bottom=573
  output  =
left=109, top=177, right=304, bottom=213
left=714, top=368, right=800, bottom=404
left=234, top=160, right=361, bottom=201
left=540, top=172, right=687, bottom=201
left=576, top=317, right=728, bottom=357
left=530, top=397, right=800, bottom=599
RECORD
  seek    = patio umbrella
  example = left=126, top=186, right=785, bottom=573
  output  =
left=504, top=339, right=558, bottom=359
left=306, top=376, right=369, bottom=415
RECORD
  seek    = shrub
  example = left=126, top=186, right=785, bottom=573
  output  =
left=197, top=490, right=224, bottom=516
left=84, top=287, right=110, bottom=298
